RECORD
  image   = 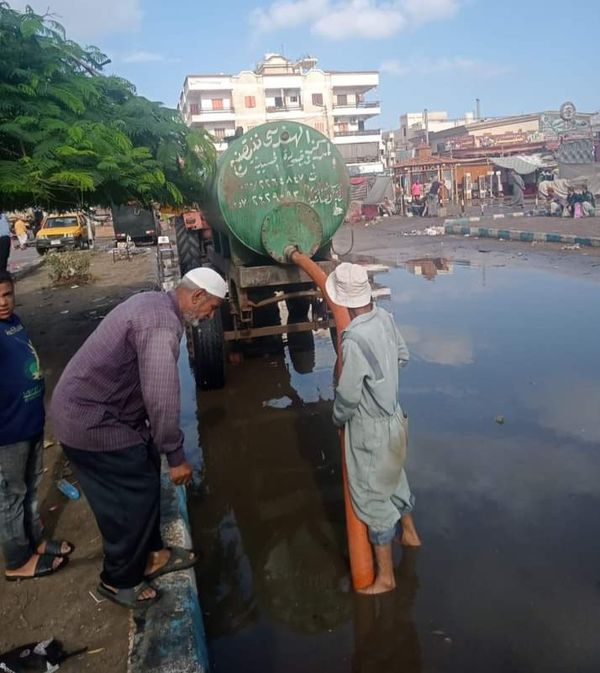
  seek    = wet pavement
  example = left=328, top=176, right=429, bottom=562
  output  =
left=183, top=259, right=600, bottom=673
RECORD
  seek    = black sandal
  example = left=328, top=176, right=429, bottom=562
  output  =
left=97, top=581, right=161, bottom=609
left=5, top=553, right=69, bottom=582
left=144, top=546, right=198, bottom=582
left=39, top=540, right=75, bottom=557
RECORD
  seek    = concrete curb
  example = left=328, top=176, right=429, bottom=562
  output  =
left=128, top=463, right=208, bottom=673
left=443, top=222, right=600, bottom=248
left=11, top=257, right=45, bottom=280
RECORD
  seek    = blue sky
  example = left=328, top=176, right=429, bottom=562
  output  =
left=12, top=0, right=600, bottom=129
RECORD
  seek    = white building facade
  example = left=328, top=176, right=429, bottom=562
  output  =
left=397, top=111, right=475, bottom=156
left=179, top=54, right=383, bottom=174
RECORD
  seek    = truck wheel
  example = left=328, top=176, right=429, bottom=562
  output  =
left=191, top=311, right=225, bottom=390
left=174, top=216, right=202, bottom=276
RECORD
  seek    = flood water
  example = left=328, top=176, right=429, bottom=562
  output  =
left=183, top=260, right=600, bottom=673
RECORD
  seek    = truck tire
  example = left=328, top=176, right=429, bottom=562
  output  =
left=191, top=311, right=225, bottom=390
left=174, top=216, right=202, bottom=276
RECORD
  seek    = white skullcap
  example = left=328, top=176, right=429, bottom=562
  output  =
left=325, top=263, right=372, bottom=308
left=183, top=267, right=228, bottom=299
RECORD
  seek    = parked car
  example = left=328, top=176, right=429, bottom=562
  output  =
left=35, top=212, right=95, bottom=255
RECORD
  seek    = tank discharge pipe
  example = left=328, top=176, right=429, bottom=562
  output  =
left=285, top=246, right=375, bottom=591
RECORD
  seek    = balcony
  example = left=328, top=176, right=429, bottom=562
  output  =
left=333, top=101, right=380, bottom=109
left=332, top=100, right=380, bottom=117
left=333, top=129, right=382, bottom=146
left=334, top=129, right=381, bottom=137
left=188, top=106, right=236, bottom=124
left=265, top=103, right=304, bottom=119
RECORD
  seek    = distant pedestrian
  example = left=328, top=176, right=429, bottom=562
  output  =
left=14, top=217, right=29, bottom=250
left=0, top=270, right=74, bottom=581
left=327, top=263, right=421, bottom=596
left=50, top=267, right=227, bottom=609
left=410, top=180, right=422, bottom=202
left=0, top=210, right=10, bottom=272
left=581, top=185, right=596, bottom=217
left=510, top=170, right=525, bottom=208
left=424, top=179, right=441, bottom=217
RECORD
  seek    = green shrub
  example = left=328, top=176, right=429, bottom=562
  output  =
left=46, top=251, right=92, bottom=284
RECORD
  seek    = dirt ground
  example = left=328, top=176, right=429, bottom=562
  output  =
left=0, top=235, right=158, bottom=671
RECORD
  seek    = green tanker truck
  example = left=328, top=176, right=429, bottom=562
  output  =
left=175, top=121, right=350, bottom=390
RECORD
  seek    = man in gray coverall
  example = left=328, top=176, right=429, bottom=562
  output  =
left=327, top=263, right=421, bottom=595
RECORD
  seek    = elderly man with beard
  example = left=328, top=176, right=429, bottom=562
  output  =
left=49, top=267, right=227, bottom=609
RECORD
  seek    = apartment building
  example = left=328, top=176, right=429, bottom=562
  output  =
left=179, top=54, right=383, bottom=174
left=397, top=111, right=475, bottom=156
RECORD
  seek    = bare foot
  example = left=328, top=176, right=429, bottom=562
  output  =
left=357, top=577, right=396, bottom=595
left=5, top=553, right=64, bottom=578
left=102, top=583, right=157, bottom=601
left=400, top=514, right=422, bottom=547
left=144, top=549, right=171, bottom=576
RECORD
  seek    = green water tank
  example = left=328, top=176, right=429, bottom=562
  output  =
left=211, top=121, right=350, bottom=263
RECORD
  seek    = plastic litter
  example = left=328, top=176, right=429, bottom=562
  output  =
left=56, top=479, right=80, bottom=500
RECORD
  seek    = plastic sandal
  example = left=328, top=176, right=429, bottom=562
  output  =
left=40, top=540, right=75, bottom=557
left=5, top=554, right=69, bottom=582
left=144, top=546, right=198, bottom=582
left=97, top=581, right=161, bottom=610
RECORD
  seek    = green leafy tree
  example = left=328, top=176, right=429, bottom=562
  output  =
left=0, top=3, right=216, bottom=209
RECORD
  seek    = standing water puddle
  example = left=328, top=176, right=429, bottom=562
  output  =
left=181, top=261, right=600, bottom=673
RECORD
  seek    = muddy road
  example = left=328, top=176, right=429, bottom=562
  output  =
left=188, top=240, right=600, bottom=673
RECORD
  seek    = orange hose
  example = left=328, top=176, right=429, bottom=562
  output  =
left=289, top=250, right=375, bottom=590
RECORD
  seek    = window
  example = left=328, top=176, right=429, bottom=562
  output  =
left=289, top=95, right=298, bottom=103
left=212, top=99, right=224, bottom=110
left=245, top=96, right=256, bottom=108
left=213, top=128, right=226, bottom=139
left=338, top=122, right=349, bottom=134
left=337, top=94, right=347, bottom=106
left=189, top=103, right=199, bottom=115
left=274, top=96, right=284, bottom=108
left=312, top=93, right=323, bottom=106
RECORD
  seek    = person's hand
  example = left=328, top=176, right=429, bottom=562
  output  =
left=170, top=461, right=193, bottom=486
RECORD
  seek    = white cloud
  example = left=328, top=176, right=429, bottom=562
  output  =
left=250, top=0, right=323, bottom=32
left=250, top=0, right=461, bottom=40
left=312, top=0, right=406, bottom=39
left=381, top=56, right=511, bottom=78
left=11, top=0, right=142, bottom=40
left=122, top=51, right=166, bottom=64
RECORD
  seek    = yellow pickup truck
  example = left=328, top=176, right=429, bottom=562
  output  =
left=35, top=212, right=95, bottom=255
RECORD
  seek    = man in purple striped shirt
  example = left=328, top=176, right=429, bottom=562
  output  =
left=50, top=267, right=227, bottom=609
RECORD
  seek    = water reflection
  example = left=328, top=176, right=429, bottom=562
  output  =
left=191, top=347, right=350, bottom=643
left=352, top=549, right=422, bottom=673
left=405, top=257, right=454, bottom=281
left=185, top=261, right=600, bottom=673
left=401, top=325, right=475, bottom=367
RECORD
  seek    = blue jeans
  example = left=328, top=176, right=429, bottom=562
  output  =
left=0, top=435, right=44, bottom=570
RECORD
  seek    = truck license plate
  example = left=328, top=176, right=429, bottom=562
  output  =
left=51, top=240, right=61, bottom=246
